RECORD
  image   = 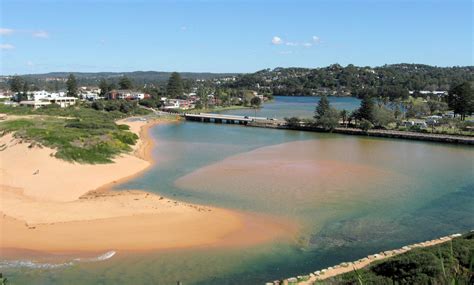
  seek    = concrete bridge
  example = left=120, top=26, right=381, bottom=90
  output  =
left=184, top=113, right=269, bottom=125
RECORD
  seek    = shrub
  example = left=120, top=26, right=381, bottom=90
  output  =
left=360, top=119, right=374, bottom=131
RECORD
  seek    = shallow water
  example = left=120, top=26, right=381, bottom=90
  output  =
left=3, top=100, right=473, bottom=284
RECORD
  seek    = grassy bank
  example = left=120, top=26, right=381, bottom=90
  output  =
left=324, top=233, right=474, bottom=284
left=0, top=103, right=151, bottom=164
left=286, top=232, right=474, bottom=285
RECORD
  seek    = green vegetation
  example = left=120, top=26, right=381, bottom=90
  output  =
left=448, top=82, right=473, bottom=120
left=323, top=233, right=474, bottom=285
left=166, top=72, right=184, bottom=98
left=314, top=95, right=340, bottom=130
left=118, top=75, right=134, bottom=90
left=0, top=273, right=7, bottom=285
left=226, top=64, right=473, bottom=98
left=0, top=102, right=150, bottom=164
left=66, top=73, right=78, bottom=97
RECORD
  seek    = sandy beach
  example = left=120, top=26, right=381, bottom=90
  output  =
left=0, top=116, right=293, bottom=254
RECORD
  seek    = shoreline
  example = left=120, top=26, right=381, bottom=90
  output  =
left=247, top=122, right=474, bottom=145
left=0, top=115, right=295, bottom=256
left=273, top=233, right=464, bottom=285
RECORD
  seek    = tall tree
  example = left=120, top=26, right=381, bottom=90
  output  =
left=314, top=95, right=330, bottom=120
left=166, top=72, right=183, bottom=98
left=340, top=109, right=348, bottom=126
left=99, top=78, right=110, bottom=96
left=314, top=95, right=339, bottom=130
left=9, top=76, right=23, bottom=93
left=66, top=73, right=78, bottom=97
left=118, top=76, right=134, bottom=90
left=197, top=86, right=209, bottom=109
left=357, top=95, right=375, bottom=123
left=447, top=82, right=473, bottom=120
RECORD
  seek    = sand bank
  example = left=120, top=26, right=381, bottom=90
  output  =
left=0, top=116, right=293, bottom=254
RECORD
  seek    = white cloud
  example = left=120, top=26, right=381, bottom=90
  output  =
left=271, top=36, right=283, bottom=45
left=32, top=30, right=49, bottom=38
left=0, top=44, right=15, bottom=50
left=0, top=28, right=14, bottom=35
left=273, top=35, right=321, bottom=48
left=27, top=61, right=35, bottom=67
left=278, top=50, right=293, bottom=55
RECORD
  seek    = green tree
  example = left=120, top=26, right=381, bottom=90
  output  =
left=359, top=119, right=374, bottom=132
left=9, top=76, right=23, bottom=93
left=197, top=87, right=209, bottom=109
left=250, top=96, right=262, bottom=107
left=314, top=95, right=339, bottom=130
left=372, top=106, right=395, bottom=128
left=66, top=73, right=78, bottom=97
left=118, top=76, right=134, bottom=90
left=447, top=82, right=473, bottom=120
left=99, top=79, right=110, bottom=96
left=314, top=95, right=330, bottom=120
left=340, top=109, right=348, bottom=126
left=166, top=72, right=184, bottom=98
left=357, top=95, right=375, bottom=123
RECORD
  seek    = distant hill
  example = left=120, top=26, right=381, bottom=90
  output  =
left=16, top=71, right=237, bottom=85
left=225, top=64, right=474, bottom=96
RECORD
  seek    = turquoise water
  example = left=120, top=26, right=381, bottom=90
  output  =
left=218, top=95, right=361, bottom=118
left=2, top=97, right=473, bottom=284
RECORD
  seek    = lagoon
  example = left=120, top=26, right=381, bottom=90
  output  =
left=3, top=97, right=473, bottom=285
left=218, top=95, right=361, bottom=118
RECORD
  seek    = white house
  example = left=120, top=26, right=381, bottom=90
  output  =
left=163, top=99, right=180, bottom=110
left=50, top=97, right=77, bottom=108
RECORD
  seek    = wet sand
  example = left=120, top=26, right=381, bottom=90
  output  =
left=0, top=116, right=294, bottom=255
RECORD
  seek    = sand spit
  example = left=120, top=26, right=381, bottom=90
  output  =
left=0, top=116, right=293, bottom=254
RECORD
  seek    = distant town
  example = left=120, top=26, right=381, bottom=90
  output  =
left=0, top=64, right=472, bottom=137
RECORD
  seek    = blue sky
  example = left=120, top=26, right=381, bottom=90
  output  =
left=0, top=0, right=472, bottom=74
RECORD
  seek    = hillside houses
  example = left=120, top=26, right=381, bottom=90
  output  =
left=105, top=90, right=151, bottom=101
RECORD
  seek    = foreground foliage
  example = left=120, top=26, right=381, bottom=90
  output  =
left=0, top=103, right=150, bottom=163
left=322, top=233, right=474, bottom=285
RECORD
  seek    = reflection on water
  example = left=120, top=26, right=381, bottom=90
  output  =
left=4, top=119, right=473, bottom=284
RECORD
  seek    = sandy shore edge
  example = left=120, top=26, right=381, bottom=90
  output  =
left=0, top=115, right=295, bottom=255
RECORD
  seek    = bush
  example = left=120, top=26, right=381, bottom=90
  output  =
left=284, top=117, right=301, bottom=128
left=359, top=119, right=374, bottom=131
